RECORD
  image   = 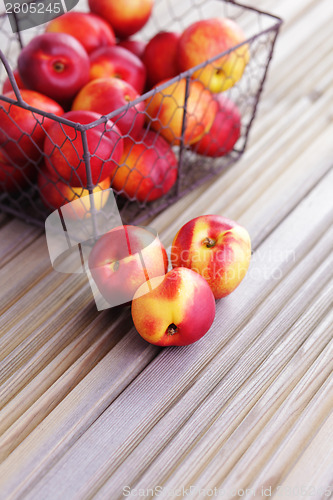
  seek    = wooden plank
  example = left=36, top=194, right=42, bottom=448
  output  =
left=207, top=97, right=333, bottom=221
left=164, top=310, right=333, bottom=495
left=1, top=169, right=330, bottom=499
left=0, top=331, right=158, bottom=497
left=0, top=310, right=133, bottom=459
left=0, top=236, right=53, bottom=314
left=0, top=271, right=79, bottom=348
left=0, top=280, right=96, bottom=406
left=0, top=219, right=42, bottom=269
left=266, top=0, right=333, bottom=69
left=0, top=273, right=85, bottom=364
left=236, top=131, right=333, bottom=244
left=265, top=0, right=320, bottom=28
left=219, top=369, right=333, bottom=497
left=265, top=16, right=333, bottom=98
left=270, top=411, right=333, bottom=499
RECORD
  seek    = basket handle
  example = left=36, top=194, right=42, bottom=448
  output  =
left=0, top=50, right=25, bottom=104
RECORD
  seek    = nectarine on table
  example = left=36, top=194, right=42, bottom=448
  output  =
left=131, top=267, right=216, bottom=346
left=171, top=215, right=251, bottom=299
left=89, top=225, right=168, bottom=307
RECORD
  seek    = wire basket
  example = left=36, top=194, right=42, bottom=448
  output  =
left=0, top=0, right=282, bottom=227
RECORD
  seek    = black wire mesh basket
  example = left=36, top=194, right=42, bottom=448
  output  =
left=0, top=0, right=282, bottom=227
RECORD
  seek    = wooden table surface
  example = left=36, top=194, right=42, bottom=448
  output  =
left=0, top=0, right=333, bottom=498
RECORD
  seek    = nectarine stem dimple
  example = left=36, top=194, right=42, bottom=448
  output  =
left=53, top=61, right=65, bottom=73
left=167, top=323, right=178, bottom=336
left=202, top=237, right=216, bottom=248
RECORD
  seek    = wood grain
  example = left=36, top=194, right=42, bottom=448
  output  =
left=8, top=170, right=332, bottom=500
left=0, top=0, right=332, bottom=498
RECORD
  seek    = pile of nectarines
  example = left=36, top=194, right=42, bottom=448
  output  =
left=0, top=0, right=249, bottom=214
left=89, top=214, right=251, bottom=346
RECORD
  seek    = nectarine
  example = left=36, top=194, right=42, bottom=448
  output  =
left=44, top=110, right=123, bottom=186
left=142, top=31, right=180, bottom=88
left=0, top=90, right=63, bottom=167
left=89, top=224, right=168, bottom=306
left=146, top=78, right=217, bottom=145
left=18, top=33, right=90, bottom=105
left=38, top=167, right=111, bottom=219
left=191, top=94, right=241, bottom=157
left=131, top=267, right=216, bottom=346
left=89, top=45, right=146, bottom=94
left=72, top=77, right=145, bottom=138
left=89, top=0, right=153, bottom=39
left=171, top=215, right=251, bottom=298
left=111, top=130, right=178, bottom=202
left=46, top=12, right=116, bottom=54
left=178, top=18, right=250, bottom=92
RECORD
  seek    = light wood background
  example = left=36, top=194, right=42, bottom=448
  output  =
left=0, top=0, right=332, bottom=498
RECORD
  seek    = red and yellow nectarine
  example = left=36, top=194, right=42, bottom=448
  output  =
left=146, top=78, right=217, bottom=145
left=72, top=77, right=145, bottom=138
left=18, top=33, right=90, bottom=105
left=111, top=130, right=178, bottom=202
left=89, top=45, right=146, bottom=94
left=89, top=224, right=168, bottom=306
left=178, top=18, right=250, bottom=93
left=44, top=110, right=123, bottom=186
left=0, top=90, right=63, bottom=166
left=171, top=215, right=251, bottom=298
left=46, top=12, right=116, bottom=54
left=191, top=94, right=241, bottom=157
left=89, top=0, right=153, bottom=39
left=38, top=167, right=111, bottom=219
left=131, top=266, right=216, bottom=346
